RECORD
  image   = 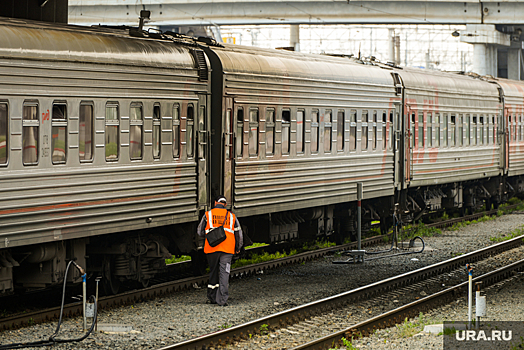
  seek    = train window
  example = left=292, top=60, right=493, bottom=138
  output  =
left=450, top=114, right=456, bottom=146
left=51, top=103, right=67, bottom=164
left=512, top=114, right=517, bottom=141
left=323, top=110, right=332, bottom=153
left=486, top=116, right=490, bottom=145
left=105, top=103, right=119, bottom=161
left=519, top=115, right=522, bottom=141
left=153, top=104, right=161, bottom=159
left=389, top=111, right=394, bottom=150
left=79, top=103, right=93, bottom=161
left=465, top=115, right=470, bottom=146
left=442, top=114, right=447, bottom=147
left=435, top=114, right=440, bottom=147
left=297, top=110, right=304, bottom=153
left=418, top=113, right=424, bottom=148
left=130, top=103, right=143, bottom=160
left=225, top=109, right=232, bottom=158
left=266, top=108, right=275, bottom=155
left=310, top=110, right=319, bottom=153
left=236, top=108, right=243, bottom=158
left=23, top=102, right=39, bottom=165
left=282, top=110, right=291, bottom=154
left=249, top=108, right=259, bottom=156
left=496, top=115, right=501, bottom=144
left=372, top=111, right=377, bottom=150
left=458, top=114, right=462, bottom=146
left=337, top=110, right=345, bottom=151
left=410, top=112, right=415, bottom=149
left=427, top=113, right=432, bottom=148
left=511, top=114, right=517, bottom=141
left=187, top=104, right=195, bottom=158
left=173, top=104, right=180, bottom=158
left=361, top=111, right=368, bottom=151
left=487, top=115, right=491, bottom=145
left=479, top=115, right=484, bottom=145
left=472, top=115, right=477, bottom=145
left=0, top=103, right=7, bottom=164
left=349, top=110, right=357, bottom=151
left=382, top=112, right=387, bottom=150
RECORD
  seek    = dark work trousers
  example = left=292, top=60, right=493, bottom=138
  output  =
left=206, top=252, right=233, bottom=306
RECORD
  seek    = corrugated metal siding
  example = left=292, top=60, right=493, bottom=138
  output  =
left=0, top=32, right=204, bottom=249
left=213, top=46, right=397, bottom=216
left=233, top=155, right=394, bottom=217
left=0, top=163, right=197, bottom=248
left=399, top=70, right=502, bottom=186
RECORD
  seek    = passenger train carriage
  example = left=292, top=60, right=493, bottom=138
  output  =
left=1, top=17, right=524, bottom=296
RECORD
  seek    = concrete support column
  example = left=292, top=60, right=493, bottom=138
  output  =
left=461, top=24, right=510, bottom=77
left=507, top=44, right=522, bottom=80
left=290, top=25, right=300, bottom=52
left=388, top=28, right=395, bottom=63
left=473, top=44, right=488, bottom=76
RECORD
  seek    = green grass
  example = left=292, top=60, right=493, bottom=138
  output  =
left=401, top=222, right=441, bottom=240
left=396, top=312, right=436, bottom=338
left=245, top=242, right=269, bottom=249
left=231, top=250, right=296, bottom=269
left=165, top=255, right=191, bottom=264
left=490, top=227, right=524, bottom=242
left=231, top=239, right=333, bottom=269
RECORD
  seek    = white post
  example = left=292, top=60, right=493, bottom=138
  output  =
left=83, top=273, right=87, bottom=331
left=466, top=264, right=473, bottom=329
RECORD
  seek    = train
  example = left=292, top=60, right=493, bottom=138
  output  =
left=1, top=16, right=523, bottom=296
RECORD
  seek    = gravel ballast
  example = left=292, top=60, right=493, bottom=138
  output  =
left=1, top=212, right=523, bottom=350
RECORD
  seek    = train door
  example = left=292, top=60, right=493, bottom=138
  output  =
left=503, top=108, right=509, bottom=174
left=393, top=102, right=403, bottom=189
left=197, top=94, right=210, bottom=210
left=223, top=97, right=234, bottom=203
left=405, top=105, right=414, bottom=184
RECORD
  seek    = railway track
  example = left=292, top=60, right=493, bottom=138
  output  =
left=0, top=236, right=384, bottom=331
left=155, top=234, right=524, bottom=350
left=292, top=259, right=524, bottom=350
left=0, top=204, right=519, bottom=332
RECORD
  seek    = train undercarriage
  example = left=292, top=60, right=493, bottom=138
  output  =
left=1, top=175, right=523, bottom=297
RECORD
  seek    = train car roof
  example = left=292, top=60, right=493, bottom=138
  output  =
left=491, top=77, right=524, bottom=102
left=0, top=17, right=196, bottom=69
left=207, top=43, right=395, bottom=86
left=394, top=66, right=500, bottom=97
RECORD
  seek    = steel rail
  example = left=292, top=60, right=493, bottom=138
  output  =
left=156, top=234, right=524, bottom=350
left=0, top=204, right=518, bottom=331
left=291, top=258, right=524, bottom=350
left=0, top=236, right=383, bottom=331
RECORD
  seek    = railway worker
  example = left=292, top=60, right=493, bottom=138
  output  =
left=197, top=195, right=243, bottom=306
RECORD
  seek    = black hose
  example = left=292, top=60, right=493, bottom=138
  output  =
left=365, top=236, right=425, bottom=261
left=0, top=261, right=98, bottom=350
left=364, top=213, right=399, bottom=255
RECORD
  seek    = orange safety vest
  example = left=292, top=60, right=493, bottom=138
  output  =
left=204, top=208, right=236, bottom=254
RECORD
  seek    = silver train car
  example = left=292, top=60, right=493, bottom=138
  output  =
left=0, top=19, right=210, bottom=294
left=1, top=17, right=524, bottom=296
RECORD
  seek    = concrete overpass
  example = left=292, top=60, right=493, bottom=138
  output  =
left=67, top=1, right=524, bottom=27
left=67, top=1, right=524, bottom=79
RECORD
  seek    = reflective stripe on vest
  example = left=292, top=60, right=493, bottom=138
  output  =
left=204, top=208, right=236, bottom=254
